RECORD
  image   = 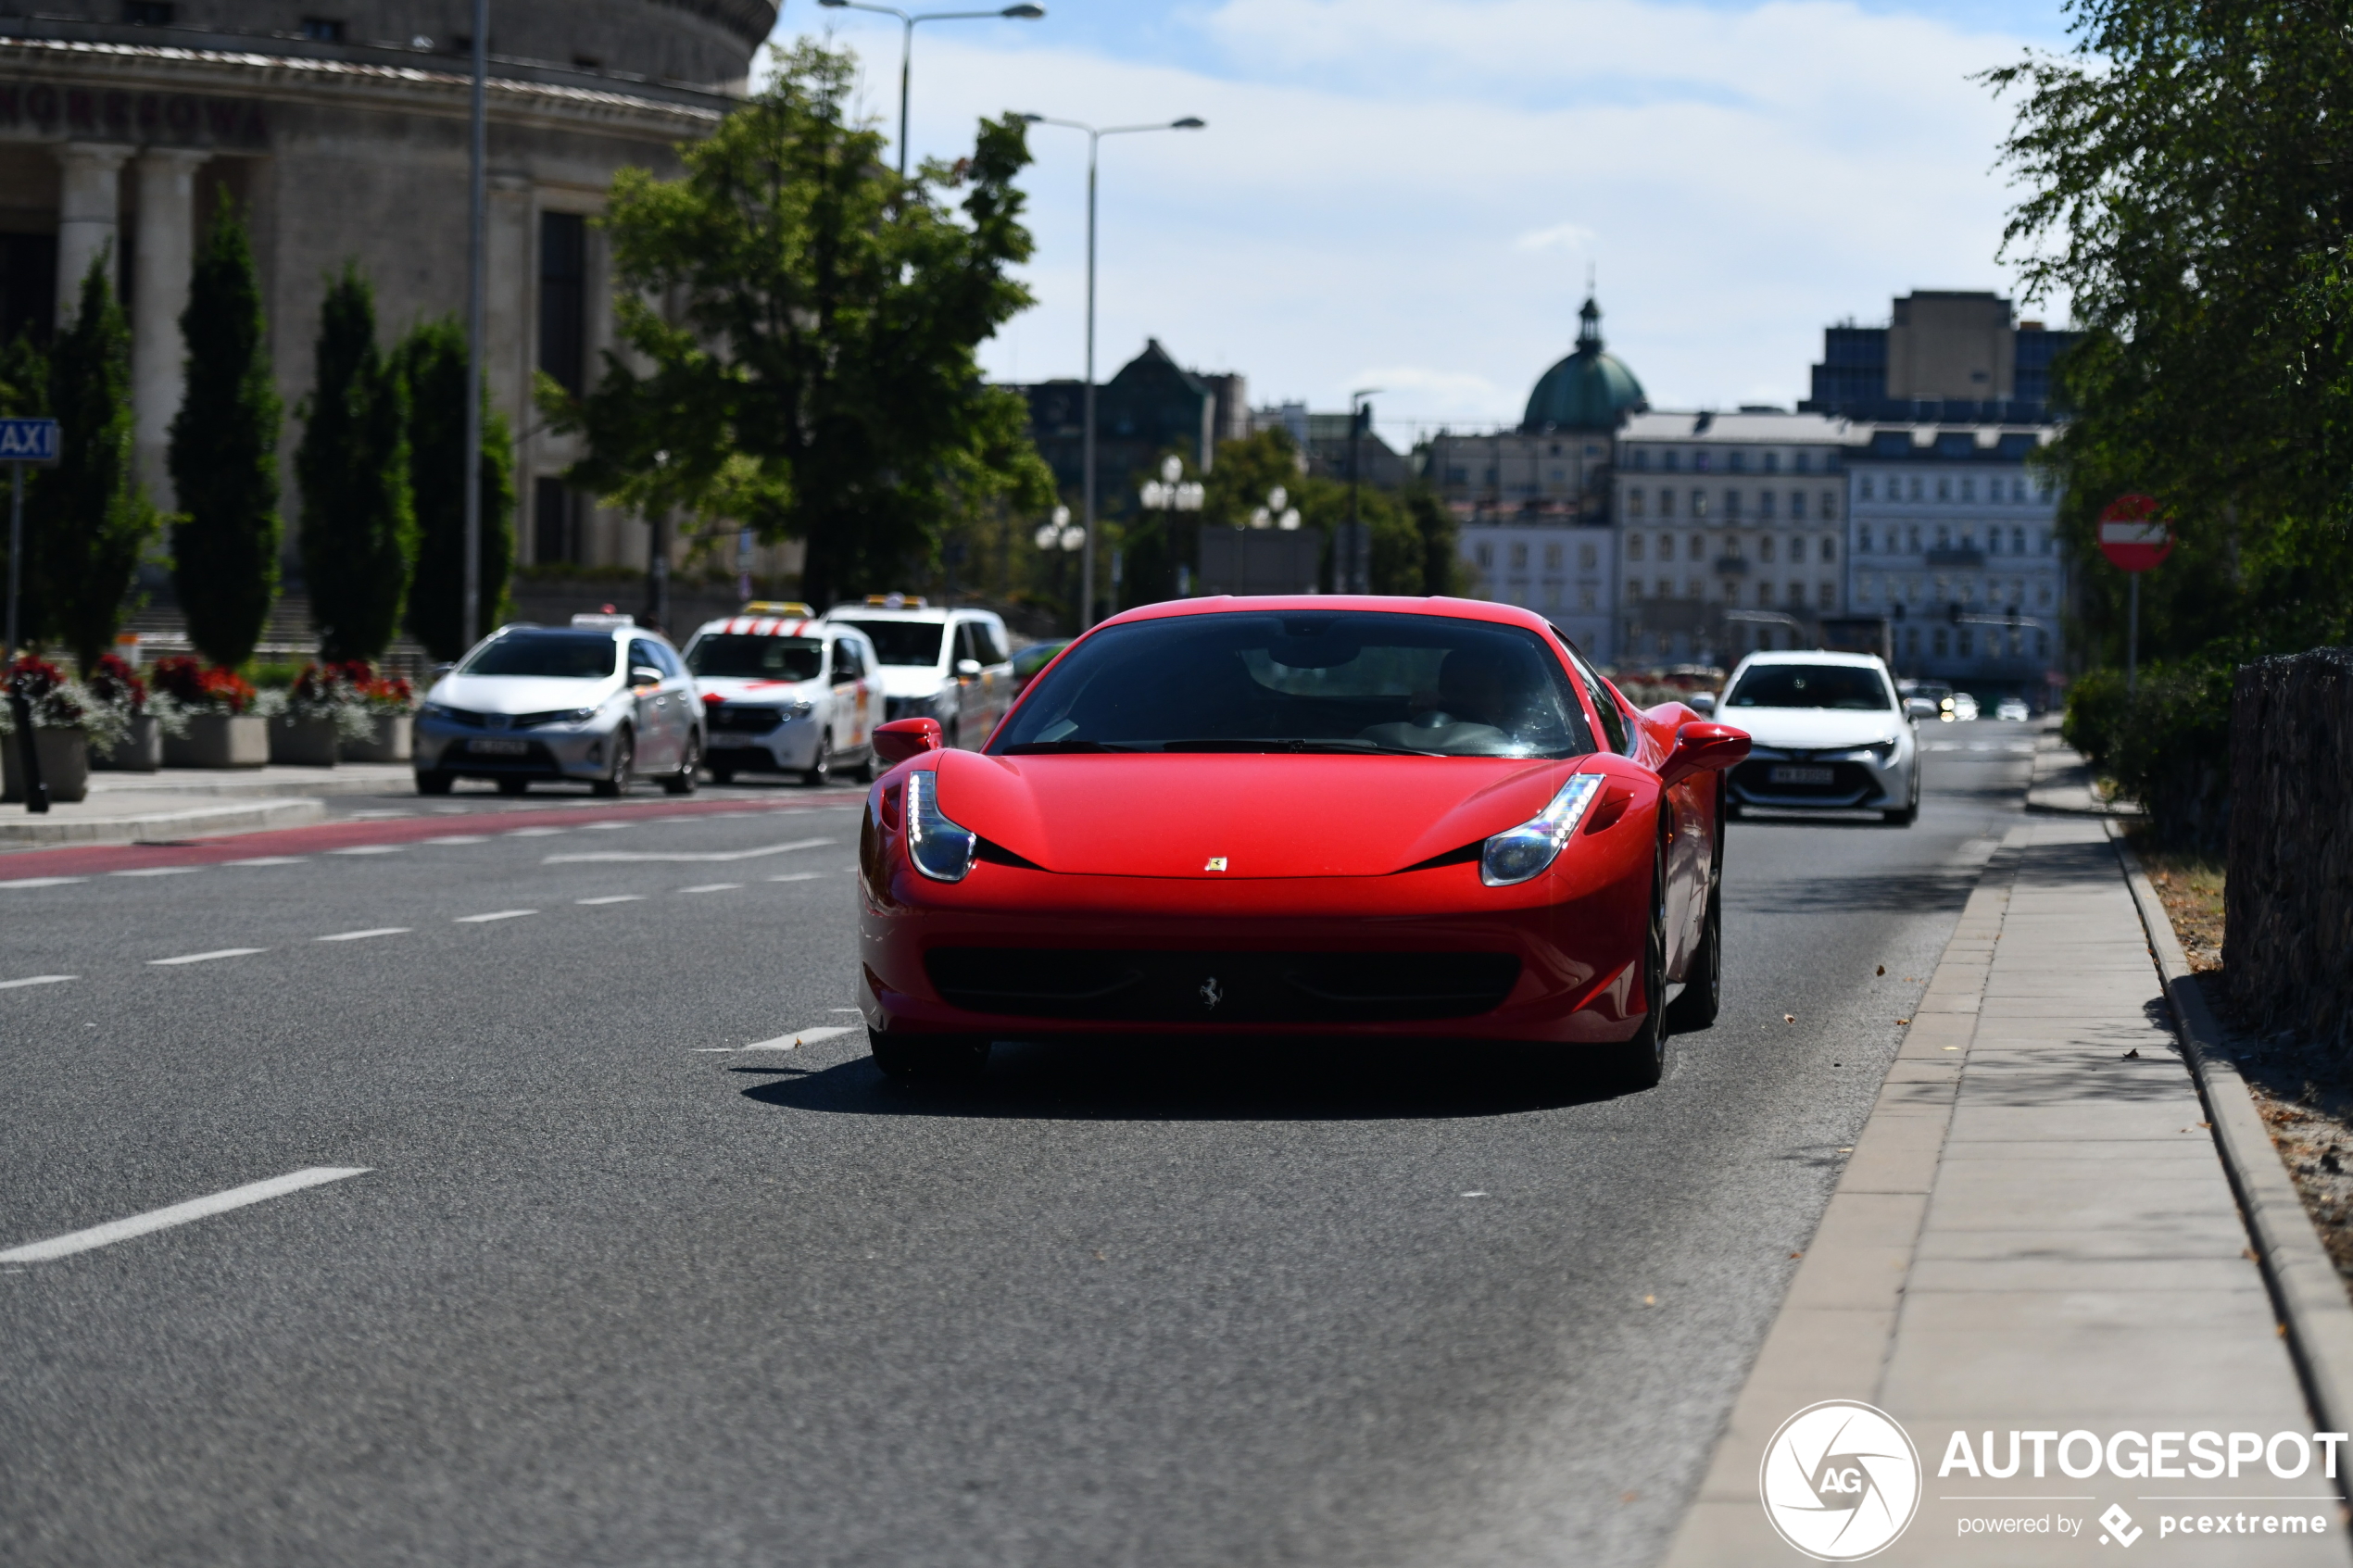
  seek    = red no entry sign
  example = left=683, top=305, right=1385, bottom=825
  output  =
left=2098, top=494, right=2173, bottom=572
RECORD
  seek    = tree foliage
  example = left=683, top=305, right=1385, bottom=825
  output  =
left=34, top=255, right=161, bottom=671
left=541, top=40, right=1047, bottom=608
left=398, top=317, right=515, bottom=660
left=296, top=264, right=415, bottom=660
left=170, top=199, right=282, bottom=669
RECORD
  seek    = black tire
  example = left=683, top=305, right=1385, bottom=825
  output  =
left=1598, top=832, right=1671, bottom=1090
left=663, top=731, right=700, bottom=796
left=591, top=728, right=634, bottom=798
left=803, top=741, right=832, bottom=788
left=496, top=776, right=529, bottom=797
left=1883, top=771, right=1919, bottom=826
left=415, top=771, right=453, bottom=796
left=870, top=1033, right=991, bottom=1086
left=709, top=762, right=736, bottom=786
left=1666, top=869, right=1722, bottom=1032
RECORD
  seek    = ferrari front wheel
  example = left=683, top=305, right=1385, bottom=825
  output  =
left=1600, top=837, right=1671, bottom=1090
left=870, top=1033, right=991, bottom=1086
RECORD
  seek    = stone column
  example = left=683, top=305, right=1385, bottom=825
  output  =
left=132, top=149, right=208, bottom=508
left=54, top=143, right=132, bottom=322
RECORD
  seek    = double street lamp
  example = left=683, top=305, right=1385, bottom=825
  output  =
left=818, top=1, right=1046, bottom=178
left=1018, top=112, right=1206, bottom=629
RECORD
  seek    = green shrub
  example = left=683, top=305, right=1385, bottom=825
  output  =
left=2062, top=666, right=2127, bottom=767
left=2072, top=658, right=2233, bottom=851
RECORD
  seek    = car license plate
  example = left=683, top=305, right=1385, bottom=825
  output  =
left=1769, top=764, right=1834, bottom=784
left=469, top=737, right=529, bottom=756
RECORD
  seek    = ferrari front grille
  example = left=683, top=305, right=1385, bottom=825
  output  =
left=924, top=948, right=1520, bottom=1023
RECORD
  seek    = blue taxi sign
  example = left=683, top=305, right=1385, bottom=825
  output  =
left=0, top=419, right=58, bottom=464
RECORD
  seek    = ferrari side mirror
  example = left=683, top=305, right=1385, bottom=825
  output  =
left=874, top=717, right=943, bottom=768
left=1660, top=721, right=1750, bottom=789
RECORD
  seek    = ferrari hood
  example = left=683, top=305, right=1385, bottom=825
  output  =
left=931, top=750, right=1579, bottom=878
left=1723, top=708, right=1906, bottom=752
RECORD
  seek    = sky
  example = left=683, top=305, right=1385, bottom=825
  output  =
left=760, top=0, right=2081, bottom=450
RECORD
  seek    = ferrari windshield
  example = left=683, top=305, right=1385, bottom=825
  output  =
left=830, top=619, right=943, bottom=668
left=990, top=610, right=1596, bottom=759
left=458, top=632, right=621, bottom=680
left=686, top=634, right=824, bottom=682
left=1725, top=664, right=1895, bottom=711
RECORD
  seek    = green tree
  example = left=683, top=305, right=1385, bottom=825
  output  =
left=296, top=264, right=415, bottom=660
left=1405, top=484, right=1466, bottom=596
left=32, top=255, right=161, bottom=671
left=170, top=199, right=283, bottom=669
left=397, top=316, right=515, bottom=660
left=541, top=40, right=1046, bottom=607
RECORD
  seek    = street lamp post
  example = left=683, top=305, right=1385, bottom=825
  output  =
left=1032, top=504, right=1084, bottom=627
left=817, top=1, right=1046, bottom=179
left=1018, top=112, right=1206, bottom=630
left=1345, top=388, right=1379, bottom=594
left=1137, top=454, right=1203, bottom=604
left=462, top=0, right=485, bottom=652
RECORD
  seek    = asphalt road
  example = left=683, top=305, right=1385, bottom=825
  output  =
left=0, top=722, right=2039, bottom=1567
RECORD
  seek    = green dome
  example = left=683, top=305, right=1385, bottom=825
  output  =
left=1521, top=296, right=1647, bottom=433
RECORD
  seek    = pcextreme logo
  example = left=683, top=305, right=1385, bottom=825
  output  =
left=1760, top=1401, right=1923, bottom=1562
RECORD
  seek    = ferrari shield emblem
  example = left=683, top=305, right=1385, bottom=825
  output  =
left=1203, top=857, right=1227, bottom=872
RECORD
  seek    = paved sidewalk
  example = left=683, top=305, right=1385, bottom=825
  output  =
left=1666, top=820, right=2346, bottom=1565
left=0, top=763, right=414, bottom=847
left=2026, top=732, right=2144, bottom=818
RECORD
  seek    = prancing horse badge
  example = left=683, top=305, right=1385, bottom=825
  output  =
left=1203, top=857, right=1227, bottom=872
left=1199, top=977, right=1223, bottom=1010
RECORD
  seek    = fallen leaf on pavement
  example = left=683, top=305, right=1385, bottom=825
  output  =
left=1876, top=964, right=1886, bottom=975
left=1783, top=1013, right=1796, bottom=1023
left=2123, top=1048, right=2141, bottom=1059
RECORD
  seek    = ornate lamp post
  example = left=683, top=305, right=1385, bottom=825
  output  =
left=817, top=1, right=1046, bottom=178
left=1138, top=454, right=1204, bottom=601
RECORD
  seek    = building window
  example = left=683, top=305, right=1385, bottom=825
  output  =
left=1728, top=451, right=1746, bottom=472
left=1695, top=452, right=1712, bottom=472
left=1932, top=627, right=1949, bottom=658
left=1988, top=529, right=2002, bottom=556
left=1759, top=490, right=1777, bottom=521
left=1757, top=582, right=1775, bottom=607
left=2012, top=527, right=2026, bottom=553
left=1764, top=451, right=1780, bottom=473
left=1445, top=466, right=1467, bottom=485
left=1859, top=476, right=1874, bottom=500
left=1820, top=536, right=1835, bottom=562
left=1689, top=534, right=1704, bottom=561
left=1795, top=452, right=1812, bottom=473
left=1543, top=542, right=1563, bottom=571
left=1820, top=491, right=1837, bottom=520
left=534, top=478, right=584, bottom=566
left=300, top=18, right=346, bottom=41
left=538, top=212, right=589, bottom=396
left=1908, top=525, right=1922, bottom=551
left=1692, top=490, right=1708, bottom=519
left=1509, top=542, right=1528, bottom=570
left=1858, top=525, right=1873, bottom=554
left=1818, top=583, right=1835, bottom=608
left=1936, top=477, right=1952, bottom=501
left=1659, top=490, right=1675, bottom=519
left=1579, top=585, right=1596, bottom=611
left=1791, top=490, right=1807, bottom=521
left=1475, top=542, right=1493, bottom=569
left=122, top=2, right=173, bottom=22
left=1790, top=536, right=1806, bottom=564
left=1626, top=576, right=1643, bottom=599
left=1661, top=533, right=1680, bottom=562
left=1628, top=487, right=1645, bottom=518
left=1724, top=490, right=1742, bottom=520
left=1760, top=536, right=1777, bottom=564
left=1663, top=450, right=1680, bottom=471
left=1958, top=627, right=1975, bottom=658
left=1579, top=542, right=1597, bottom=571
left=2036, top=630, right=2049, bottom=657
left=1961, top=477, right=1976, bottom=501
left=1632, top=449, right=1650, bottom=470
left=1907, top=476, right=1922, bottom=500
left=1627, top=533, right=1645, bottom=563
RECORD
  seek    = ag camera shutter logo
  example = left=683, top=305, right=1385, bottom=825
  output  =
left=1759, top=1401, right=1921, bottom=1561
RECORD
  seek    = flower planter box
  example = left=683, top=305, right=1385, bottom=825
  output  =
left=164, top=713, right=268, bottom=769
left=92, top=714, right=162, bottom=772
left=269, top=714, right=341, bottom=767
left=340, top=711, right=412, bottom=763
left=2, top=727, right=92, bottom=803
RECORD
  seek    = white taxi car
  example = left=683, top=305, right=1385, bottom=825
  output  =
left=681, top=604, right=880, bottom=786
left=822, top=595, right=1015, bottom=750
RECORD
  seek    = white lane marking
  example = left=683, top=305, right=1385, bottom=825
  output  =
left=0, top=1167, right=371, bottom=1264
left=575, top=895, right=644, bottom=906
left=223, top=857, right=306, bottom=867
left=0, top=974, right=75, bottom=990
left=678, top=883, right=743, bottom=894
left=0, top=877, right=85, bottom=889
left=149, top=947, right=267, bottom=966
left=829, top=1008, right=862, bottom=1012
left=767, top=872, right=825, bottom=884
left=454, top=909, right=536, bottom=923
left=422, top=835, right=489, bottom=846
left=545, top=837, right=832, bottom=865
left=112, top=866, right=198, bottom=878
left=581, top=822, right=631, bottom=831
left=328, top=845, right=405, bottom=856
left=694, top=1024, right=858, bottom=1053
left=344, top=810, right=413, bottom=821
left=316, top=927, right=409, bottom=943
left=505, top=827, right=567, bottom=837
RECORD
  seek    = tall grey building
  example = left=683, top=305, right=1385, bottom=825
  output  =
left=0, top=2, right=774, bottom=577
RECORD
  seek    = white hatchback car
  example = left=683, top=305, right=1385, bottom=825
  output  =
left=1718, top=650, right=1920, bottom=825
left=681, top=606, right=880, bottom=786
left=822, top=596, right=1015, bottom=750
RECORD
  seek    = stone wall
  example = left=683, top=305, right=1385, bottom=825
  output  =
left=2224, top=648, right=2353, bottom=1053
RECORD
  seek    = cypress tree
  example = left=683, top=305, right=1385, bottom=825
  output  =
left=34, top=254, right=161, bottom=671
left=170, top=200, right=283, bottom=670
left=296, top=263, right=414, bottom=660
left=397, top=317, right=514, bottom=661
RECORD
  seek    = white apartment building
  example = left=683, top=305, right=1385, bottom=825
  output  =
left=1457, top=523, right=1617, bottom=655
left=1611, top=410, right=1855, bottom=663
left=1843, top=426, right=2064, bottom=691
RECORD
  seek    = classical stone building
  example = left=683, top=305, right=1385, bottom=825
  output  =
left=0, top=2, right=777, bottom=585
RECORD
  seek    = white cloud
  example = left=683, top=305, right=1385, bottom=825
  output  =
left=767, top=0, right=2068, bottom=448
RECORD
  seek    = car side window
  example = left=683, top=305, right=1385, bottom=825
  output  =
left=833, top=639, right=862, bottom=681
left=654, top=642, right=685, bottom=678
left=956, top=622, right=982, bottom=667
left=980, top=621, right=1010, bottom=665
left=627, top=639, right=662, bottom=682
left=1559, top=640, right=1632, bottom=756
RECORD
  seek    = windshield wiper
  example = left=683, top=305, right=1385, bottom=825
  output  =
left=1159, top=738, right=1451, bottom=758
left=999, top=739, right=1154, bottom=754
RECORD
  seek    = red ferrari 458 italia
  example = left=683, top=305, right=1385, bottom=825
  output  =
left=854, top=596, right=1748, bottom=1087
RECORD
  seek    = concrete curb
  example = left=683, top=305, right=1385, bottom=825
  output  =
left=2025, top=734, right=2144, bottom=819
left=0, top=797, right=326, bottom=847
left=2107, top=821, right=2353, bottom=1499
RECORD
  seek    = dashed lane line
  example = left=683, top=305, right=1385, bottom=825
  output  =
left=505, top=827, right=567, bottom=838
left=422, top=835, right=489, bottom=846
left=316, top=928, right=409, bottom=943
left=767, top=872, right=826, bottom=884
left=694, top=1024, right=858, bottom=1054
left=575, top=895, right=644, bottom=906
left=222, top=857, right=306, bottom=867
left=679, top=883, right=743, bottom=895
left=0, top=878, right=85, bottom=889
left=328, top=845, right=406, bottom=856
left=545, top=836, right=832, bottom=865
left=0, top=974, right=74, bottom=990
left=148, top=948, right=268, bottom=966
left=0, top=1167, right=371, bottom=1264
left=453, top=909, right=536, bottom=924
left=112, top=867, right=198, bottom=878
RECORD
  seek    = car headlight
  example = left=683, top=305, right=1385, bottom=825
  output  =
left=422, top=701, right=457, bottom=721
left=1839, top=739, right=1900, bottom=763
left=1481, top=773, right=1604, bottom=887
left=564, top=706, right=600, bottom=724
left=904, top=771, right=976, bottom=883
left=785, top=699, right=814, bottom=719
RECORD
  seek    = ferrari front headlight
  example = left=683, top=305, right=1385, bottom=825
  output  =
left=904, top=771, right=976, bottom=883
left=1481, top=773, right=1604, bottom=887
